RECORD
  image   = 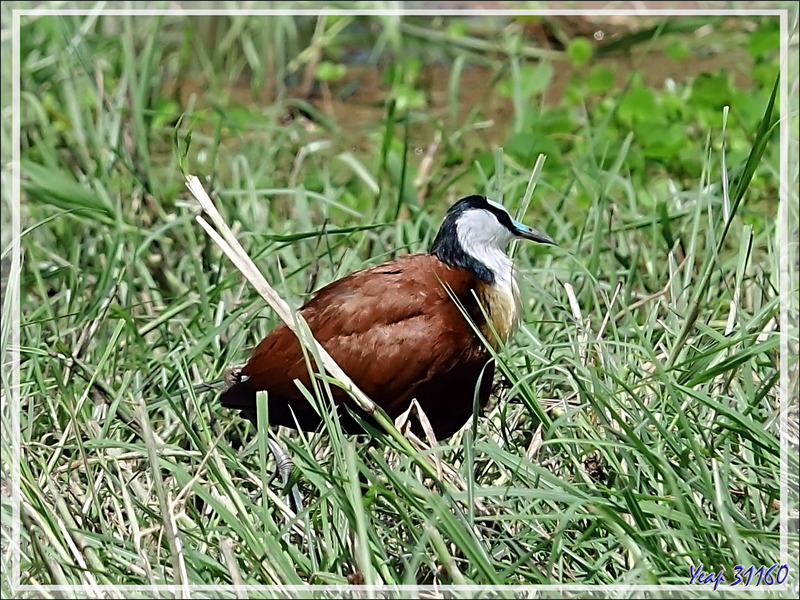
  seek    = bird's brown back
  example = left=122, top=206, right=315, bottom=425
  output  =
left=222, top=253, right=496, bottom=439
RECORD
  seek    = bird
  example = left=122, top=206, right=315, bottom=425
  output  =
left=220, top=194, right=556, bottom=441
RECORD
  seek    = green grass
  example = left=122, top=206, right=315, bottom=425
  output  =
left=2, top=5, right=798, bottom=597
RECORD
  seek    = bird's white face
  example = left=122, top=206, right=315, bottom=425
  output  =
left=455, top=201, right=517, bottom=252
left=431, top=194, right=555, bottom=288
left=455, top=201, right=518, bottom=296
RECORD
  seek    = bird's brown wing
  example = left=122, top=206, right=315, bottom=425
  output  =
left=224, top=253, right=491, bottom=434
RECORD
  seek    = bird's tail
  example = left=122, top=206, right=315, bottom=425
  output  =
left=188, top=378, right=225, bottom=395
left=218, top=365, right=257, bottom=423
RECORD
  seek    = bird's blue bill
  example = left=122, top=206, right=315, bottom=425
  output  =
left=486, top=198, right=557, bottom=245
left=511, top=220, right=557, bottom=245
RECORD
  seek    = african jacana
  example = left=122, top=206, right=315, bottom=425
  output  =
left=221, top=195, right=556, bottom=440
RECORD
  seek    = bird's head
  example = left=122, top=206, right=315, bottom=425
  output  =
left=430, top=195, right=556, bottom=284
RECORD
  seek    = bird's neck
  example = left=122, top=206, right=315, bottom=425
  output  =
left=432, top=235, right=522, bottom=348
left=431, top=228, right=496, bottom=284
left=475, top=264, right=522, bottom=349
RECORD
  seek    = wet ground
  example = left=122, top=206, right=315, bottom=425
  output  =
left=296, top=45, right=752, bottom=135
left=173, top=12, right=755, bottom=155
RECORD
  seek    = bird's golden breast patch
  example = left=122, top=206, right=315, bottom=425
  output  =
left=476, top=280, right=521, bottom=350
